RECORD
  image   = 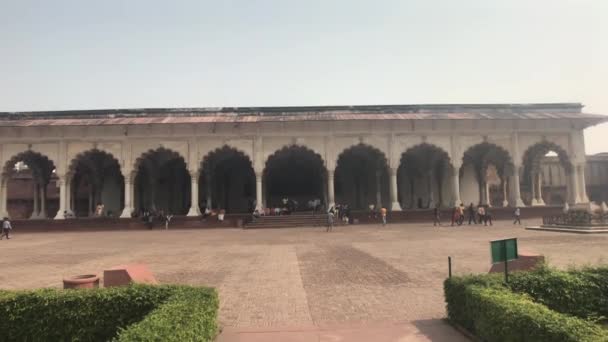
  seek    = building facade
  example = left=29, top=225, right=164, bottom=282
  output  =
left=0, top=103, right=605, bottom=220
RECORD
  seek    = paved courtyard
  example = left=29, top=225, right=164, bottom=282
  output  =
left=2, top=219, right=608, bottom=341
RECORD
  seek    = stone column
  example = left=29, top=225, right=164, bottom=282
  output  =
left=120, top=177, right=134, bottom=218
left=577, top=164, right=589, bottom=203
left=511, top=165, right=525, bottom=207
left=375, top=170, right=382, bottom=209
left=65, top=176, right=73, bottom=215
left=39, top=183, right=47, bottom=218
left=0, top=176, right=8, bottom=218
left=390, top=168, right=401, bottom=211
left=255, top=172, right=263, bottom=211
left=452, top=165, right=461, bottom=207
left=54, top=177, right=66, bottom=219
left=328, top=169, right=335, bottom=209
left=187, top=171, right=201, bottom=216
left=530, top=173, right=538, bottom=206
left=570, top=166, right=581, bottom=204
left=30, top=181, right=39, bottom=219
left=537, top=172, right=545, bottom=205
left=502, top=178, right=509, bottom=207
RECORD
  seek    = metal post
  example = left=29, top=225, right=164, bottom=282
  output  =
left=448, top=256, right=452, bottom=278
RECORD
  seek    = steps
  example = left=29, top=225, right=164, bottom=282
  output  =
left=526, top=225, right=608, bottom=234
left=245, top=213, right=333, bottom=229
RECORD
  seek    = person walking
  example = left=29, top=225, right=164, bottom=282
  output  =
left=458, top=203, right=465, bottom=225
left=477, top=205, right=485, bottom=225
left=380, top=207, right=387, bottom=226
left=1, top=217, right=12, bottom=240
left=164, top=213, right=173, bottom=230
left=484, top=206, right=493, bottom=226
left=513, top=207, right=522, bottom=225
left=451, top=206, right=458, bottom=226
left=467, top=203, right=476, bottom=225
left=326, top=207, right=335, bottom=232
left=433, top=206, right=441, bottom=226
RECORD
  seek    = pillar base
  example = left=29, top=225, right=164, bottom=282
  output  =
left=54, top=210, right=65, bottom=220
left=531, top=199, right=538, bottom=206
left=514, top=198, right=525, bottom=207
left=502, top=200, right=509, bottom=207
left=187, top=207, right=201, bottom=217
left=0, top=211, right=9, bottom=219
left=120, top=207, right=134, bottom=218
left=391, top=202, right=402, bottom=211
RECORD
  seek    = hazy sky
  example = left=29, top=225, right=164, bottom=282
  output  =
left=1, top=1, right=607, bottom=153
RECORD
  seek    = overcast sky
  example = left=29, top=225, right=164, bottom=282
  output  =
left=1, top=1, right=606, bottom=154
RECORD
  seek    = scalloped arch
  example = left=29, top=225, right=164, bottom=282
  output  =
left=2, top=150, right=56, bottom=177
left=264, top=144, right=326, bottom=169
left=335, top=143, right=389, bottom=169
left=68, top=149, right=122, bottom=176
left=200, top=145, right=255, bottom=173
left=401, top=143, right=453, bottom=167
left=132, top=147, right=187, bottom=173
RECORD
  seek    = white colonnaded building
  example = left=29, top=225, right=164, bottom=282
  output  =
left=0, top=103, right=605, bottom=220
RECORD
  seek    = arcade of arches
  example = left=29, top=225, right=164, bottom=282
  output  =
left=1, top=142, right=604, bottom=220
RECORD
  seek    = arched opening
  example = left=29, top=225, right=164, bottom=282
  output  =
left=398, top=144, right=451, bottom=209
left=3, top=151, right=57, bottom=219
left=335, top=144, right=389, bottom=210
left=134, top=148, right=190, bottom=215
left=522, top=142, right=572, bottom=206
left=461, top=142, right=514, bottom=207
left=69, top=150, right=124, bottom=217
left=200, top=146, right=255, bottom=213
left=263, top=145, right=325, bottom=210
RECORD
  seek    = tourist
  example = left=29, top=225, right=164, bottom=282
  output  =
left=477, top=205, right=485, bottom=224
left=146, top=212, right=154, bottom=229
left=218, top=209, right=225, bottom=222
left=380, top=207, right=387, bottom=226
left=451, top=206, right=458, bottom=226
left=252, top=209, right=260, bottom=221
left=484, top=206, right=493, bottom=226
left=458, top=203, right=465, bottom=225
left=326, top=207, right=335, bottom=232
left=513, top=207, right=522, bottom=225
left=467, top=203, right=476, bottom=225
left=368, top=203, right=376, bottom=218
left=202, top=206, right=211, bottom=220
left=0, top=217, right=11, bottom=240
left=95, top=203, right=104, bottom=217
left=433, top=206, right=441, bottom=226
left=164, top=213, right=173, bottom=230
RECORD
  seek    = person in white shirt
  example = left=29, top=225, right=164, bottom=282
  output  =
left=1, top=217, right=12, bottom=240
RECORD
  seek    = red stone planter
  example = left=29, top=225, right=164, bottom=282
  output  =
left=63, top=274, right=100, bottom=289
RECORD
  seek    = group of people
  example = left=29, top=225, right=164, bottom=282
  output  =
left=140, top=209, right=173, bottom=230
left=433, top=203, right=522, bottom=227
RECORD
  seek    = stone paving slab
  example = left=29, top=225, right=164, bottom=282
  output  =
left=217, top=320, right=469, bottom=342
left=1, top=219, right=607, bottom=337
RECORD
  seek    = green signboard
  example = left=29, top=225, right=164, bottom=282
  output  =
left=490, top=238, right=518, bottom=264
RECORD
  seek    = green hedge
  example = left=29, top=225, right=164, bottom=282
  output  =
left=116, top=286, right=219, bottom=341
left=445, top=276, right=608, bottom=342
left=507, top=265, right=608, bottom=320
left=0, top=284, right=218, bottom=342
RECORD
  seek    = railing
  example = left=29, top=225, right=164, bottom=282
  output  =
left=543, top=211, right=608, bottom=226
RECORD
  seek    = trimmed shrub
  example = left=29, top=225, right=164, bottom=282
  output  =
left=445, top=277, right=608, bottom=342
left=508, top=265, right=608, bottom=320
left=0, top=285, right=218, bottom=342
left=116, top=286, right=218, bottom=341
